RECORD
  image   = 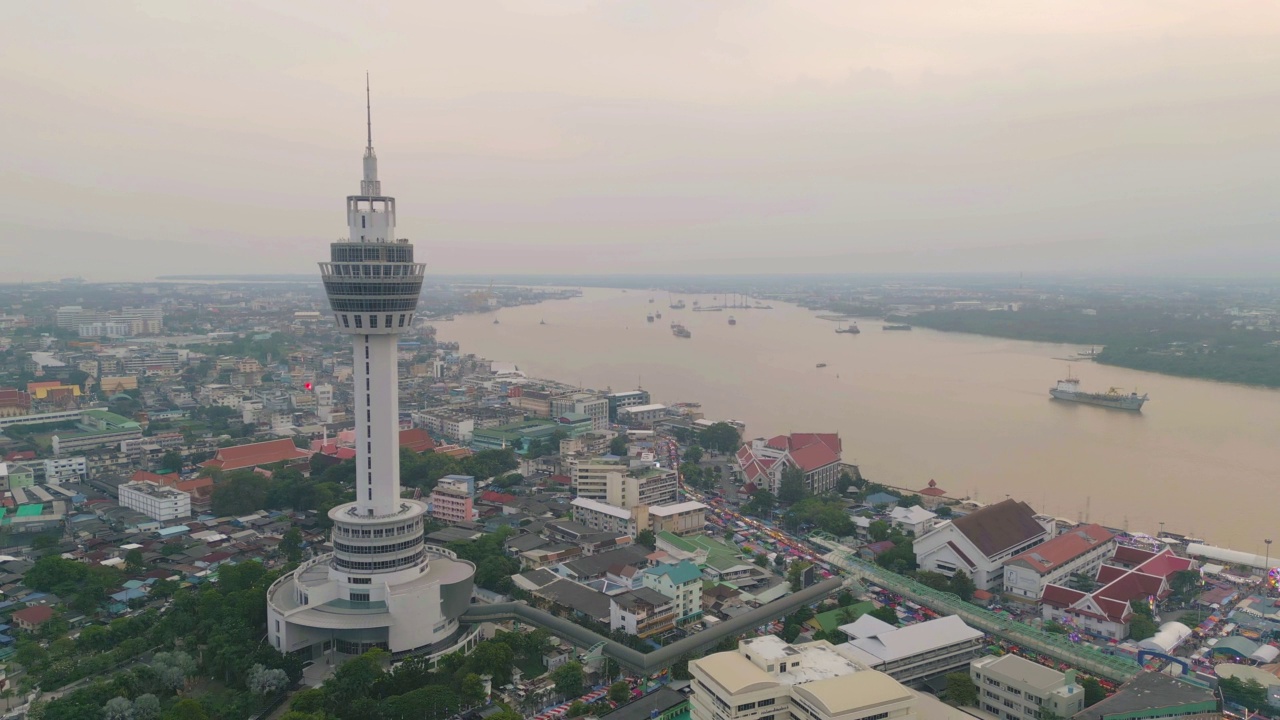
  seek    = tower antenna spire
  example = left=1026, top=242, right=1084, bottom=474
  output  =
left=365, top=72, right=373, bottom=150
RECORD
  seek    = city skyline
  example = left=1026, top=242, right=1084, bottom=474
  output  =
left=4, top=1, right=1280, bottom=281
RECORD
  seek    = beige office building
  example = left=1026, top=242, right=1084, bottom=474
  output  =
left=970, top=655, right=1086, bottom=720
left=690, top=636, right=969, bottom=720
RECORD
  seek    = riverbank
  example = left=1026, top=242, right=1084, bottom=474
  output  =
left=436, top=288, right=1280, bottom=546
left=893, top=309, right=1280, bottom=389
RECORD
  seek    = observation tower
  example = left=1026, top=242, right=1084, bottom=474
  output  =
left=267, top=81, right=476, bottom=664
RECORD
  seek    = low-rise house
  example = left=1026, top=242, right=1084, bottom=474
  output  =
left=887, top=505, right=937, bottom=536
left=12, top=605, right=55, bottom=632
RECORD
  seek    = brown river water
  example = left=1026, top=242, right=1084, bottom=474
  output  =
left=435, top=288, right=1280, bottom=550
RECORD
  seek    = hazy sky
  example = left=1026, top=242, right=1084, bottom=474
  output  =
left=3, top=1, right=1280, bottom=281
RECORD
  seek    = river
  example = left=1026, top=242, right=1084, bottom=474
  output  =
left=434, top=288, right=1280, bottom=550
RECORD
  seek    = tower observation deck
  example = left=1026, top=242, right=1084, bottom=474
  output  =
left=267, top=82, right=476, bottom=665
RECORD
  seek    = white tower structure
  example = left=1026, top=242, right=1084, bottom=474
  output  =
left=267, top=81, right=477, bottom=664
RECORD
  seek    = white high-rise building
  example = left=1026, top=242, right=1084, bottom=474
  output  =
left=267, top=83, right=477, bottom=664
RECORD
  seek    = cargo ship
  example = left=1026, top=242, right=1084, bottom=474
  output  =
left=671, top=323, right=691, bottom=339
left=835, top=322, right=860, bottom=334
left=1050, top=374, right=1147, bottom=411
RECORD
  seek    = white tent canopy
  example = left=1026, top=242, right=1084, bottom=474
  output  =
left=1186, top=543, right=1280, bottom=572
left=1138, top=621, right=1193, bottom=655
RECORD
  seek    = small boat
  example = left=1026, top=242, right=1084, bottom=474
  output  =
left=649, top=298, right=655, bottom=303
left=655, top=311, right=662, bottom=319
left=672, top=323, right=691, bottom=339
left=540, top=319, right=546, bottom=325
left=647, top=314, right=655, bottom=323
left=728, top=316, right=737, bottom=325
left=816, top=363, right=827, bottom=368
left=493, top=318, right=499, bottom=325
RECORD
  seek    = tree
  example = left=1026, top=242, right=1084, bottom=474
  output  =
left=945, top=672, right=978, bottom=706
left=609, top=681, right=631, bottom=704
left=132, top=695, right=161, bottom=720
left=635, top=529, right=656, bottom=551
left=915, top=571, right=952, bottom=591
left=743, top=490, right=775, bottom=518
left=124, top=548, right=145, bottom=575
left=211, top=470, right=269, bottom=515
left=608, top=435, right=629, bottom=456
left=1081, top=677, right=1106, bottom=707
left=777, top=466, right=807, bottom=503
left=697, top=422, right=741, bottom=454
left=104, top=696, right=134, bottom=720
left=280, top=527, right=304, bottom=563
left=868, top=520, right=891, bottom=542
left=787, top=561, right=811, bottom=592
left=683, top=445, right=704, bottom=464
left=949, top=570, right=976, bottom=602
left=248, top=663, right=289, bottom=695
left=1130, top=599, right=1154, bottom=618
left=163, top=699, right=208, bottom=720
left=1128, top=615, right=1158, bottom=641
left=836, top=471, right=855, bottom=495
left=1169, top=570, right=1199, bottom=602
left=934, top=505, right=952, bottom=518
left=551, top=661, right=584, bottom=699
left=837, top=590, right=855, bottom=607
left=869, top=605, right=898, bottom=626
left=151, top=650, right=197, bottom=691
left=754, top=553, right=768, bottom=567
left=159, top=450, right=183, bottom=473
left=566, top=701, right=587, bottom=718
left=671, top=654, right=693, bottom=680
left=460, top=673, right=486, bottom=706
left=1220, top=676, right=1270, bottom=711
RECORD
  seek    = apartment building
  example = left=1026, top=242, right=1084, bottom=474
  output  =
left=430, top=477, right=474, bottom=524
left=690, top=636, right=946, bottom=720
left=609, top=588, right=676, bottom=639
left=616, top=403, right=667, bottom=427
left=970, top=655, right=1086, bottom=720
left=571, top=497, right=644, bottom=536
left=118, top=480, right=191, bottom=521
left=648, top=501, right=707, bottom=536
left=606, top=390, right=650, bottom=421
left=641, top=561, right=703, bottom=626
left=42, top=456, right=88, bottom=482
left=571, top=458, right=678, bottom=508
left=1003, top=523, right=1115, bottom=601
left=550, top=392, right=609, bottom=432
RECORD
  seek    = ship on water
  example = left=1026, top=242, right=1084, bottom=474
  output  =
left=728, top=316, right=736, bottom=325
left=1050, top=374, right=1148, bottom=411
left=835, top=322, right=860, bottom=334
left=671, top=323, right=691, bottom=339
left=883, top=324, right=912, bottom=331
left=647, top=313, right=654, bottom=323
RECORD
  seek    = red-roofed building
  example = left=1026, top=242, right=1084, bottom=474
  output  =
left=478, top=490, right=517, bottom=506
left=399, top=428, right=436, bottom=454
left=201, top=438, right=310, bottom=473
left=1004, top=524, right=1116, bottom=601
left=434, top=444, right=472, bottom=459
left=0, top=387, right=32, bottom=418
left=12, top=605, right=55, bottom=631
left=917, top=479, right=949, bottom=509
left=734, top=432, right=842, bottom=495
left=1040, top=545, right=1195, bottom=640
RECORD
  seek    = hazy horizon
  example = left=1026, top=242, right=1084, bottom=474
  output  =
left=4, top=1, right=1280, bottom=282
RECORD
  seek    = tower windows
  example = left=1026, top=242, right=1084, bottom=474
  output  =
left=385, top=314, right=393, bottom=328
left=370, top=315, right=378, bottom=329
left=342, top=314, right=350, bottom=328
left=398, top=314, right=405, bottom=327
left=354, top=315, right=363, bottom=328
